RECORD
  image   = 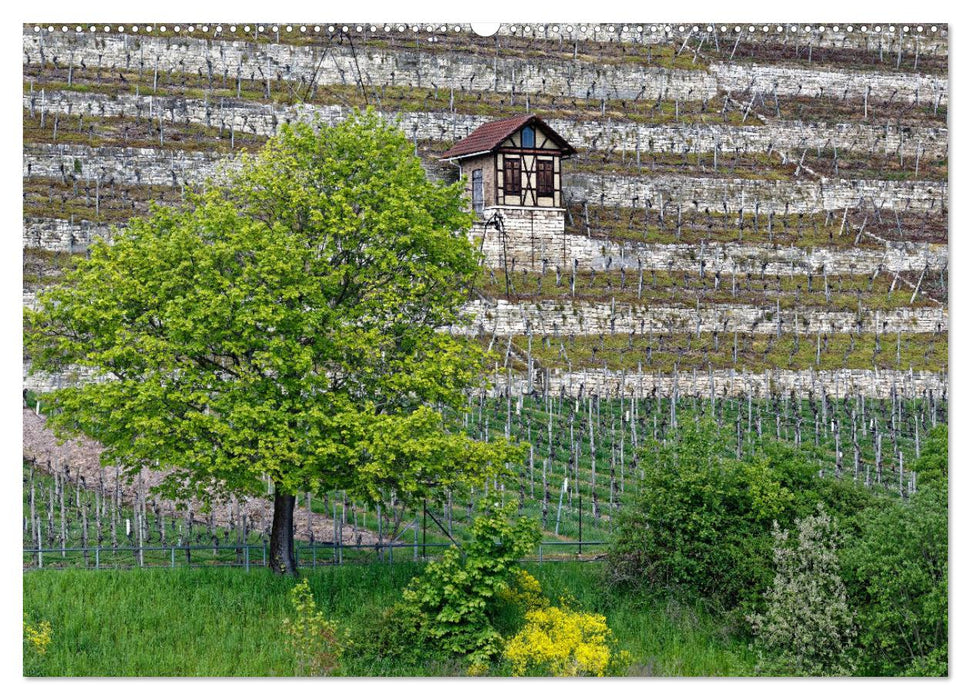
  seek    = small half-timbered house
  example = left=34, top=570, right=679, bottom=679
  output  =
left=441, top=115, right=576, bottom=216
left=442, top=115, right=576, bottom=269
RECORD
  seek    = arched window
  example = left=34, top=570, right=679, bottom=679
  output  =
left=521, top=125, right=535, bottom=148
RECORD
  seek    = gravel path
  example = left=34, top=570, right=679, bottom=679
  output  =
left=22, top=408, right=379, bottom=546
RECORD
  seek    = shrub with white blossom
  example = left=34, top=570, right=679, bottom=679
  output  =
left=749, top=507, right=857, bottom=676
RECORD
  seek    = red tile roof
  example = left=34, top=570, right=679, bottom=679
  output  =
left=440, top=114, right=576, bottom=160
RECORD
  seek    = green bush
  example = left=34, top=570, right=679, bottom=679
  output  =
left=749, top=508, right=857, bottom=676
left=281, top=579, right=346, bottom=676
left=396, top=503, right=541, bottom=663
left=913, top=425, right=948, bottom=487
left=605, top=418, right=881, bottom=611
left=842, top=483, right=948, bottom=676
left=606, top=420, right=794, bottom=608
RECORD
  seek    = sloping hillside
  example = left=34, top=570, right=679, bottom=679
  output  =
left=23, top=23, right=948, bottom=400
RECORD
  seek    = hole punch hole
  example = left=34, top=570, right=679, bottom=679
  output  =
left=471, top=23, right=501, bottom=37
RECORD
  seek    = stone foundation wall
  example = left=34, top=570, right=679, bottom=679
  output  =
left=475, top=207, right=567, bottom=269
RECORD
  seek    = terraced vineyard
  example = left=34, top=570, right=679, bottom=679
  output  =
left=22, top=23, right=948, bottom=550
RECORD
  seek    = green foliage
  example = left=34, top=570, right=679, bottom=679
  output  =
left=913, top=425, right=948, bottom=487
left=397, top=504, right=541, bottom=662
left=606, top=419, right=790, bottom=607
left=281, top=579, right=346, bottom=676
left=502, top=605, right=629, bottom=677
left=605, top=418, right=882, bottom=610
left=24, top=109, right=515, bottom=515
left=749, top=508, right=857, bottom=676
left=842, top=483, right=948, bottom=676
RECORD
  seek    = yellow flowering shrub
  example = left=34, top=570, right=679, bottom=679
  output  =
left=467, top=659, right=491, bottom=676
left=23, top=613, right=53, bottom=675
left=23, top=614, right=52, bottom=656
left=497, top=568, right=547, bottom=614
left=503, top=606, right=622, bottom=677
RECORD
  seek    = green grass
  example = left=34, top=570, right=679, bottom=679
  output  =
left=23, top=110, right=266, bottom=154
left=799, top=151, right=948, bottom=182
left=571, top=148, right=796, bottom=180
left=22, top=248, right=81, bottom=290
left=22, top=562, right=756, bottom=676
left=22, top=394, right=941, bottom=674
left=572, top=147, right=948, bottom=183
left=508, top=330, right=947, bottom=374
left=564, top=203, right=947, bottom=249
left=700, top=36, right=948, bottom=77
left=772, top=94, right=946, bottom=126
left=23, top=178, right=183, bottom=225
left=476, top=267, right=938, bottom=311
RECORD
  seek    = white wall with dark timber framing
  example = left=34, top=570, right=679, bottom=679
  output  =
left=494, top=123, right=565, bottom=208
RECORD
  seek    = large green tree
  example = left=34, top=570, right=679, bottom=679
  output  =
left=25, top=110, right=515, bottom=573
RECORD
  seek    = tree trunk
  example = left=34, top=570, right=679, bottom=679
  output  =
left=269, top=488, right=298, bottom=575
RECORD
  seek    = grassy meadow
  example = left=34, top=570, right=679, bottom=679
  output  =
left=22, top=562, right=756, bottom=677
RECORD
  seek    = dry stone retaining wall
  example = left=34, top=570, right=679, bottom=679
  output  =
left=25, top=24, right=947, bottom=54
left=24, top=144, right=947, bottom=214
left=23, top=33, right=719, bottom=101
left=476, top=227, right=946, bottom=275
left=490, top=365, right=947, bottom=399
left=26, top=89, right=946, bottom=159
left=567, top=172, right=947, bottom=214
left=491, top=24, right=948, bottom=54
left=25, top=217, right=945, bottom=280
left=458, top=299, right=947, bottom=336
left=24, top=32, right=947, bottom=104
left=23, top=217, right=114, bottom=251
left=713, top=62, right=947, bottom=104
left=24, top=364, right=102, bottom=394
left=22, top=27, right=949, bottom=401
left=24, top=143, right=226, bottom=187
left=23, top=361, right=946, bottom=401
